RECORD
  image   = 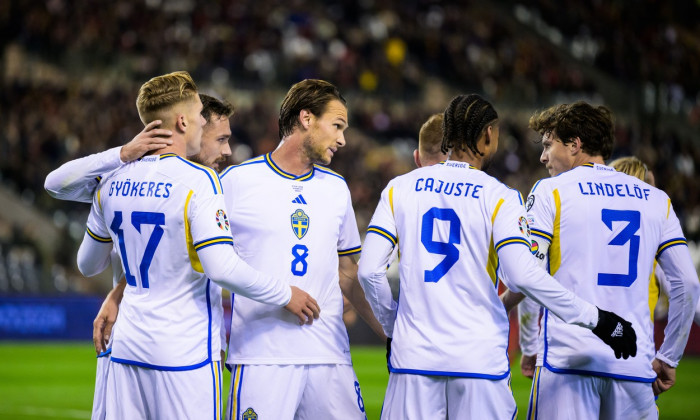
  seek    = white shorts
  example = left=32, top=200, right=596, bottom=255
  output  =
left=226, top=364, right=367, bottom=420
left=381, top=372, right=517, bottom=419
left=91, top=350, right=111, bottom=420
left=107, top=360, right=223, bottom=420
left=527, top=366, right=657, bottom=420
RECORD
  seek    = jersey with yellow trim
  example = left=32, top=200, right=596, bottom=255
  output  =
left=366, top=160, right=531, bottom=378
left=85, top=153, right=229, bottom=370
left=527, top=163, right=687, bottom=381
left=219, top=153, right=361, bottom=365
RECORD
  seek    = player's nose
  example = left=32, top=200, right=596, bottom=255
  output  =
left=337, top=132, right=346, bottom=148
left=222, top=142, right=232, bottom=157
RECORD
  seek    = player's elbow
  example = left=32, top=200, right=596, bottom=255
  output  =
left=44, top=175, right=61, bottom=198
left=76, top=242, right=110, bottom=277
left=77, top=257, right=109, bottom=277
left=356, top=260, right=377, bottom=289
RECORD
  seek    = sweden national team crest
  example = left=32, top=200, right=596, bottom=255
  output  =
left=216, top=209, right=230, bottom=231
left=291, top=209, right=310, bottom=239
left=242, top=407, right=258, bottom=420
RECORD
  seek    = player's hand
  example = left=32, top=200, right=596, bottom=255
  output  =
left=652, top=358, right=676, bottom=395
left=119, top=120, right=173, bottom=162
left=591, top=308, right=637, bottom=359
left=520, top=353, right=537, bottom=379
left=93, top=293, right=121, bottom=354
left=285, top=286, right=321, bottom=325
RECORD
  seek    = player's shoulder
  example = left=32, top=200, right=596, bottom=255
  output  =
left=312, top=164, right=346, bottom=183
left=219, top=155, right=267, bottom=180
left=159, top=153, right=223, bottom=195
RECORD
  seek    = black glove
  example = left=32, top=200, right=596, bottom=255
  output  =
left=386, top=337, right=392, bottom=372
left=592, top=308, right=637, bottom=359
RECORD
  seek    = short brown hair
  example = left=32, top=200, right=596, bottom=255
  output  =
left=528, top=101, right=614, bottom=160
left=609, top=156, right=648, bottom=182
left=419, top=113, right=444, bottom=160
left=200, top=94, right=234, bottom=123
left=278, top=79, right=346, bottom=140
left=136, top=71, right=198, bottom=124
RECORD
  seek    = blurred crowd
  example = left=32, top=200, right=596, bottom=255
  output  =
left=0, top=0, right=698, bottom=295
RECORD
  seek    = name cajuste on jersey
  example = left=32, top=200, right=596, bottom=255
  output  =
left=577, top=182, right=650, bottom=200
left=108, top=179, right=172, bottom=198
left=415, top=177, right=483, bottom=198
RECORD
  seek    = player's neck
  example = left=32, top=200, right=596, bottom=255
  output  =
left=449, top=149, right=482, bottom=169
left=148, top=134, right=188, bottom=158
left=271, top=136, right=314, bottom=175
left=573, top=154, right=605, bottom=168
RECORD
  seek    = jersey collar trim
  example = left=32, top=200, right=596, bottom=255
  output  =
left=264, top=153, right=315, bottom=181
left=443, top=160, right=478, bottom=170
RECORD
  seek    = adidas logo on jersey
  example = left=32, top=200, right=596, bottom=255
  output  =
left=292, top=194, right=307, bottom=204
left=611, top=322, right=624, bottom=337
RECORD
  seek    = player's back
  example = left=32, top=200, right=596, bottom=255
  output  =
left=528, top=163, right=674, bottom=380
left=91, top=153, right=224, bottom=369
left=385, top=161, right=526, bottom=378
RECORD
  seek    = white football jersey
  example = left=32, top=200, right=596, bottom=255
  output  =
left=219, top=154, right=362, bottom=365
left=366, top=161, right=532, bottom=378
left=86, top=153, right=229, bottom=370
left=528, top=163, right=687, bottom=381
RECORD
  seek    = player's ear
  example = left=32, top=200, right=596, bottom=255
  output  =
left=570, top=137, right=582, bottom=155
left=484, top=125, right=493, bottom=146
left=176, top=114, right=187, bottom=133
left=413, top=149, right=422, bottom=168
left=299, top=109, right=312, bottom=130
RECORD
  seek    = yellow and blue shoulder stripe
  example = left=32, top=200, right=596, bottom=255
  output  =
left=86, top=227, right=112, bottom=243
left=338, top=245, right=362, bottom=256
left=494, top=236, right=531, bottom=252
left=194, top=236, right=234, bottom=251
left=656, top=237, right=687, bottom=259
left=367, top=225, right=397, bottom=247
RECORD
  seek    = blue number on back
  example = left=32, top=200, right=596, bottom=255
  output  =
left=597, top=209, right=640, bottom=287
left=110, top=211, right=165, bottom=289
left=420, top=208, right=461, bottom=283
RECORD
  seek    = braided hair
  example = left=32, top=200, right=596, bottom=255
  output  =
left=441, top=94, right=498, bottom=156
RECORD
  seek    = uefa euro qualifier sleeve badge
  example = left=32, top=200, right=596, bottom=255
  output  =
left=291, top=209, right=310, bottom=239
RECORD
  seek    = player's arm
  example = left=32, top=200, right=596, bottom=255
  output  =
left=357, top=232, right=398, bottom=339
left=93, top=277, right=126, bottom=354
left=77, top=188, right=113, bottom=276
left=190, top=193, right=319, bottom=325
left=495, top=195, right=636, bottom=359
left=653, top=214, right=700, bottom=395
left=339, top=254, right=388, bottom=341
left=44, top=121, right=172, bottom=202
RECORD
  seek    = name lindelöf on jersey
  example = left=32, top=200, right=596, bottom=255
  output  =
left=109, top=179, right=173, bottom=198
left=577, top=182, right=650, bottom=200
left=414, top=177, right=483, bottom=198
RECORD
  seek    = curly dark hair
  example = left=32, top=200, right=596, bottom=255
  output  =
left=441, top=94, right=499, bottom=156
left=528, top=101, right=614, bottom=160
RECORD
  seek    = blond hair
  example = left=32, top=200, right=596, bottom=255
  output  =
left=419, top=113, right=445, bottom=162
left=136, top=71, right=198, bottom=124
left=609, top=156, right=648, bottom=182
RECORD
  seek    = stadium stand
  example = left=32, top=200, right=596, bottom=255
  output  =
left=0, top=0, right=698, bottom=298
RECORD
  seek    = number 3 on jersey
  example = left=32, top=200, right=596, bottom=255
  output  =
left=421, top=208, right=461, bottom=283
left=110, top=211, right=165, bottom=288
left=598, top=209, right=640, bottom=287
